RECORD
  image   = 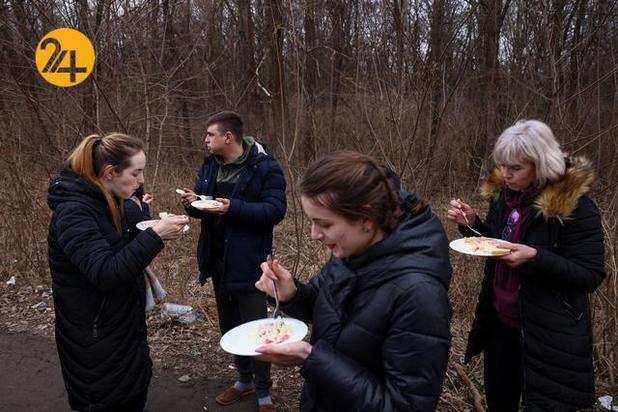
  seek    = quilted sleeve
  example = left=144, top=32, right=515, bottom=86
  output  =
left=53, top=204, right=164, bottom=292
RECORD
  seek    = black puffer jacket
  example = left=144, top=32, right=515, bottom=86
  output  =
left=48, top=168, right=164, bottom=411
left=282, top=198, right=452, bottom=411
left=463, top=156, right=605, bottom=410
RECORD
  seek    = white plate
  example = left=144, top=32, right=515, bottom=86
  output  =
left=220, top=318, right=308, bottom=356
left=449, top=237, right=511, bottom=257
left=136, top=220, right=158, bottom=230
left=191, top=199, right=222, bottom=210
left=136, top=219, right=189, bottom=232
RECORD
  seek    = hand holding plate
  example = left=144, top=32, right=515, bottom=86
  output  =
left=255, top=341, right=313, bottom=366
left=495, top=241, right=537, bottom=267
left=209, top=197, right=230, bottom=215
left=152, top=214, right=189, bottom=240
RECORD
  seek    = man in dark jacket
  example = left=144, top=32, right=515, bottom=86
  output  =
left=181, top=111, right=286, bottom=412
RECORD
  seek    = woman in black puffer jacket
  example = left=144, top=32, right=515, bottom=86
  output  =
left=448, top=120, right=605, bottom=411
left=255, top=151, right=452, bottom=411
left=48, top=133, right=188, bottom=411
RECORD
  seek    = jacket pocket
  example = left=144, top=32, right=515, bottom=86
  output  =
left=555, top=291, right=584, bottom=321
left=92, top=297, right=107, bottom=338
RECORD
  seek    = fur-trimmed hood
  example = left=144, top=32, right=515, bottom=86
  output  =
left=480, top=155, right=596, bottom=221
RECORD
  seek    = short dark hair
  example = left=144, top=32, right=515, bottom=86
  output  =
left=299, top=151, right=401, bottom=235
left=206, top=111, right=244, bottom=143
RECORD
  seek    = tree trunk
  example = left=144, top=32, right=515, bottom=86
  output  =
left=265, top=0, right=288, bottom=152
left=328, top=1, right=348, bottom=137
left=567, top=0, right=587, bottom=121
left=473, top=0, right=510, bottom=175
left=392, top=0, right=408, bottom=79
left=301, top=0, right=319, bottom=163
left=423, top=0, right=446, bottom=193
left=237, top=0, right=258, bottom=118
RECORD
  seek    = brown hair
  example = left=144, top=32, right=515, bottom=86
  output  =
left=299, top=151, right=401, bottom=234
left=67, top=133, right=145, bottom=231
left=206, top=111, right=244, bottom=143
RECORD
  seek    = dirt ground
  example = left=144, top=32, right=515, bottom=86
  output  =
left=0, top=330, right=276, bottom=412
left=0, top=278, right=302, bottom=412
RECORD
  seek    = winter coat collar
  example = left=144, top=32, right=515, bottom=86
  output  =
left=48, top=168, right=109, bottom=213
left=206, top=138, right=270, bottom=168
left=480, top=155, right=596, bottom=221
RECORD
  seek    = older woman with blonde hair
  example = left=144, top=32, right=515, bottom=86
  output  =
left=448, top=120, right=605, bottom=411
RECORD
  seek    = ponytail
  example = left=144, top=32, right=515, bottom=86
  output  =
left=67, top=133, right=145, bottom=231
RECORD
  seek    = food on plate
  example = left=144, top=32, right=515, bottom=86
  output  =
left=256, top=319, right=293, bottom=345
left=191, top=199, right=222, bottom=210
left=463, top=237, right=511, bottom=255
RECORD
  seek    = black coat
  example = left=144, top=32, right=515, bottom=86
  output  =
left=463, top=156, right=605, bottom=410
left=186, top=142, right=287, bottom=291
left=282, top=200, right=452, bottom=411
left=124, top=190, right=151, bottom=239
left=47, top=168, right=164, bottom=411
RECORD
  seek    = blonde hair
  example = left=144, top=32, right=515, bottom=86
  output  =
left=493, top=120, right=565, bottom=187
left=67, top=133, right=145, bottom=231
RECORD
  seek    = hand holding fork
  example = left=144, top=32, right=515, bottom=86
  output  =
left=447, top=198, right=483, bottom=237
left=266, top=254, right=281, bottom=318
left=256, top=254, right=298, bottom=316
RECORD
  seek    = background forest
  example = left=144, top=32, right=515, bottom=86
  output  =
left=0, top=0, right=617, bottom=410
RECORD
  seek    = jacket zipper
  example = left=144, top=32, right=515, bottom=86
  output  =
left=92, top=297, right=107, bottom=338
left=515, top=208, right=534, bottom=409
left=516, top=210, right=550, bottom=408
left=518, top=288, right=527, bottom=407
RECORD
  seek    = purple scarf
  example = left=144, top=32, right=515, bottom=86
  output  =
left=493, top=185, right=541, bottom=328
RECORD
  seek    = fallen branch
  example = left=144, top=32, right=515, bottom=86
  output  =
left=454, top=363, right=486, bottom=412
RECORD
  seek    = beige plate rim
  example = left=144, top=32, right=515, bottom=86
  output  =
left=191, top=199, right=222, bottom=210
left=449, top=237, right=511, bottom=257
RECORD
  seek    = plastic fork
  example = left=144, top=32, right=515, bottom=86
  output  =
left=176, top=189, right=211, bottom=201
